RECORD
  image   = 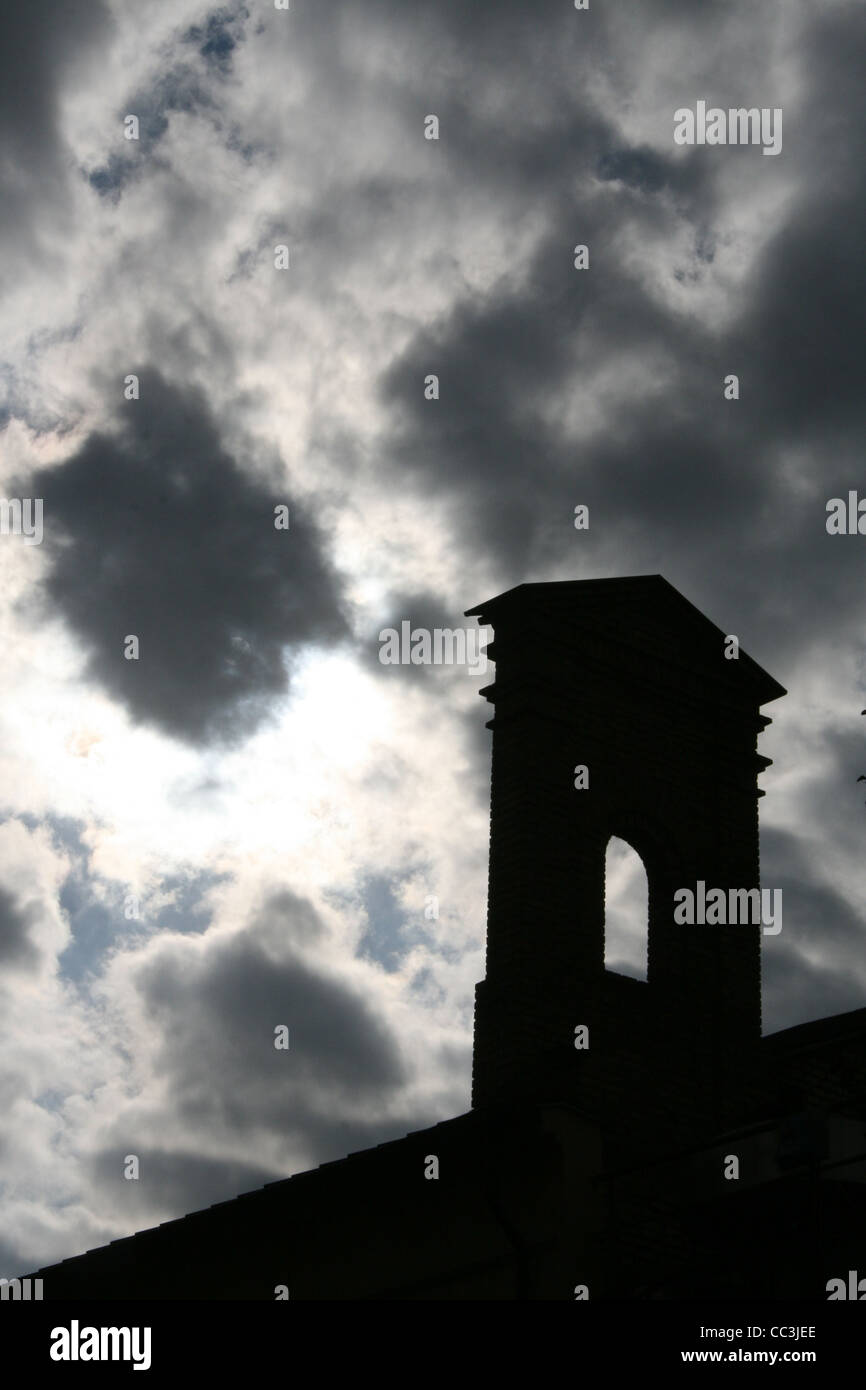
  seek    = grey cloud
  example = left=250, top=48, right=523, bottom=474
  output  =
left=359, top=589, right=490, bottom=688
left=133, top=891, right=410, bottom=1144
left=729, top=14, right=866, bottom=444
left=0, top=0, right=112, bottom=169
left=0, top=1235, right=38, bottom=1284
left=369, top=0, right=866, bottom=680
left=376, top=241, right=742, bottom=578
left=763, top=945, right=865, bottom=1036
left=87, top=1148, right=280, bottom=1224
left=0, top=885, right=41, bottom=971
left=87, top=1104, right=435, bottom=1235
left=0, top=0, right=112, bottom=284
left=761, top=826, right=866, bottom=1031
left=28, top=369, right=351, bottom=746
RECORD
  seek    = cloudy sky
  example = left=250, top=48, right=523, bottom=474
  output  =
left=1, top=0, right=865, bottom=1276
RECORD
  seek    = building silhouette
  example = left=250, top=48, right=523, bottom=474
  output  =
left=27, top=576, right=866, bottom=1299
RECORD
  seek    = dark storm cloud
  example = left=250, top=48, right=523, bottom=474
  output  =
left=88, top=1148, right=280, bottom=1222
left=0, top=0, right=112, bottom=280
left=763, top=944, right=863, bottom=1037
left=0, top=1235, right=42, bottom=1284
left=105, top=888, right=436, bottom=1187
left=771, top=724, right=866, bottom=868
left=461, top=698, right=494, bottom=804
left=695, top=2, right=866, bottom=665
left=0, top=885, right=41, bottom=971
left=372, top=0, right=866, bottom=665
left=357, top=0, right=732, bottom=46
left=597, top=147, right=672, bottom=196
left=360, top=589, right=490, bottom=687
left=28, top=369, right=351, bottom=745
left=0, top=0, right=111, bottom=168
left=87, top=1106, right=435, bottom=1230
left=761, top=826, right=866, bottom=1031
left=365, top=11, right=750, bottom=573
left=360, top=583, right=493, bottom=802
left=729, top=11, right=866, bottom=445
left=377, top=228, right=752, bottom=579
left=134, top=891, right=409, bottom=1141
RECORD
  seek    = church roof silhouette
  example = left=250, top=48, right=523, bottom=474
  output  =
left=26, top=577, right=866, bottom=1299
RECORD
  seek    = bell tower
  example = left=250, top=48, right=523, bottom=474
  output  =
left=466, top=577, right=785, bottom=1125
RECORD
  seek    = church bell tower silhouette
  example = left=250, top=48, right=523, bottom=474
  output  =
left=465, top=577, right=786, bottom=1131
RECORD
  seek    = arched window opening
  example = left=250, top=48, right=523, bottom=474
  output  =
left=604, top=836, right=648, bottom=981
